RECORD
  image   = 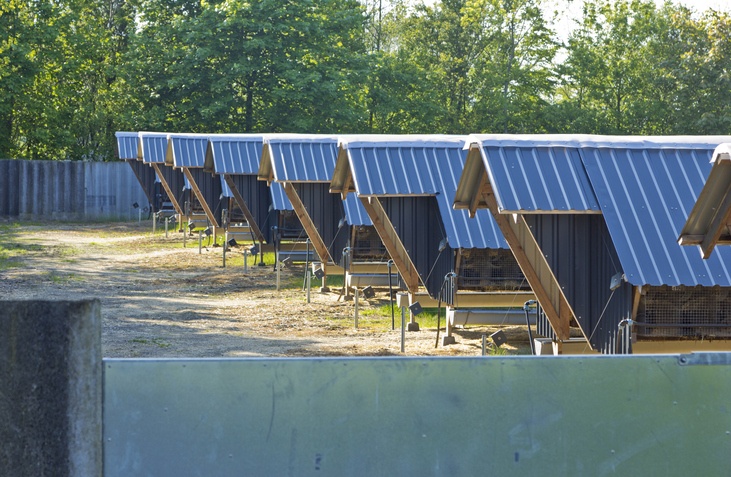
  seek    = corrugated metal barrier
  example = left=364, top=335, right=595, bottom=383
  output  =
left=0, top=160, right=147, bottom=221
left=104, top=354, right=731, bottom=476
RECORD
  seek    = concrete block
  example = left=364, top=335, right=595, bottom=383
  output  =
left=0, top=300, right=102, bottom=477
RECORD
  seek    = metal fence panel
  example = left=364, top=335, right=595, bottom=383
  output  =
left=0, top=160, right=147, bottom=220
left=104, top=354, right=731, bottom=476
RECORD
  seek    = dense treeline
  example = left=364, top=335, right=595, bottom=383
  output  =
left=1, top=0, right=729, bottom=160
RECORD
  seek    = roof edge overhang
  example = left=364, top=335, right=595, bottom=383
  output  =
left=340, top=135, right=466, bottom=150
left=356, top=193, right=436, bottom=199
left=203, top=141, right=215, bottom=174
left=466, top=134, right=731, bottom=150
left=257, top=143, right=274, bottom=184
left=678, top=144, right=731, bottom=258
left=454, top=144, right=488, bottom=215
left=498, top=209, right=604, bottom=215
left=330, top=146, right=352, bottom=198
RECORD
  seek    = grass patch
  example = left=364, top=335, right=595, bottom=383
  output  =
left=351, top=304, right=453, bottom=331
left=0, top=222, right=23, bottom=234
left=130, top=337, right=171, bottom=348
left=47, top=271, right=83, bottom=284
left=0, top=242, right=44, bottom=269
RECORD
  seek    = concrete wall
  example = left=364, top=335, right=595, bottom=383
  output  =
left=0, top=159, right=148, bottom=221
left=0, top=300, right=102, bottom=476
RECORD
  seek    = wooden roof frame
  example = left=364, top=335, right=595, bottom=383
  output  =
left=678, top=147, right=731, bottom=258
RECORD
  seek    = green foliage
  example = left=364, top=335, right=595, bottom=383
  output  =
left=1, top=0, right=730, bottom=161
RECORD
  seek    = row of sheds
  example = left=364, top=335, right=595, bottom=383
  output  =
left=117, top=131, right=731, bottom=355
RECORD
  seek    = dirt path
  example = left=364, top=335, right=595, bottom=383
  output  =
left=0, top=221, right=530, bottom=357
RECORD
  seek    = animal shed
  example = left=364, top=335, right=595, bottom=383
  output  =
left=204, top=134, right=305, bottom=247
left=455, top=134, right=731, bottom=354
left=138, top=132, right=190, bottom=221
left=332, top=135, right=535, bottom=341
left=258, top=134, right=388, bottom=281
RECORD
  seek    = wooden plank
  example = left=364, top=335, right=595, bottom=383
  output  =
left=340, top=173, right=353, bottom=201
left=631, top=286, right=642, bottom=320
left=360, top=196, right=421, bottom=294
left=223, top=174, right=265, bottom=243
left=151, top=163, right=183, bottom=215
left=396, top=291, right=534, bottom=309
left=481, top=181, right=573, bottom=341
left=183, top=168, right=219, bottom=227
left=282, top=182, right=331, bottom=264
left=700, top=180, right=731, bottom=259
left=469, top=168, right=487, bottom=219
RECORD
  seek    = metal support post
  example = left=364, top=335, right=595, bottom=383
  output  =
left=276, top=250, right=281, bottom=291
left=306, top=271, right=312, bottom=303
left=165, top=217, right=169, bottom=238
left=198, top=230, right=202, bottom=254
left=388, top=260, right=394, bottom=330
left=244, top=249, right=249, bottom=273
left=401, top=303, right=406, bottom=353
left=354, top=288, right=359, bottom=329
left=303, top=239, right=311, bottom=291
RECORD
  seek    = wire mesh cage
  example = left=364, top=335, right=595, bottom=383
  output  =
left=350, top=226, right=388, bottom=262
left=456, top=249, right=529, bottom=292
left=636, top=285, right=731, bottom=338
left=278, top=210, right=305, bottom=239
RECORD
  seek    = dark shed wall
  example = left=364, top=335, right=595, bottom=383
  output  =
left=158, top=166, right=188, bottom=208
left=524, top=214, right=633, bottom=353
left=293, top=183, right=349, bottom=264
left=188, top=169, right=224, bottom=219
left=380, top=196, right=453, bottom=297
left=126, top=160, right=158, bottom=207
left=228, top=175, right=277, bottom=243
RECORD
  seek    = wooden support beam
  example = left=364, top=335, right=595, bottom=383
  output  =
left=700, top=181, right=731, bottom=259
left=469, top=168, right=487, bottom=219
left=360, top=196, right=421, bottom=294
left=340, top=173, right=353, bottom=201
left=480, top=182, right=573, bottom=341
left=631, top=286, right=643, bottom=320
left=223, top=174, right=265, bottom=243
left=183, top=168, right=219, bottom=227
left=282, top=182, right=332, bottom=264
left=151, top=163, right=183, bottom=215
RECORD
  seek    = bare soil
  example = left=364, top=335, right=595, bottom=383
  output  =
left=0, top=221, right=531, bottom=358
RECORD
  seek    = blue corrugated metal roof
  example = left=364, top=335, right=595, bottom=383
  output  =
left=207, top=135, right=264, bottom=175
left=167, top=134, right=209, bottom=168
left=472, top=134, right=731, bottom=286
left=264, top=135, right=340, bottom=182
left=581, top=145, right=731, bottom=287
left=139, top=132, right=169, bottom=164
left=480, top=145, right=600, bottom=213
left=270, top=182, right=293, bottom=211
left=343, top=136, right=507, bottom=249
left=115, top=132, right=138, bottom=160
left=343, top=194, right=372, bottom=227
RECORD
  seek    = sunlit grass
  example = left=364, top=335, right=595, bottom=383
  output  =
left=0, top=242, right=44, bottom=269
left=47, top=271, right=83, bottom=284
